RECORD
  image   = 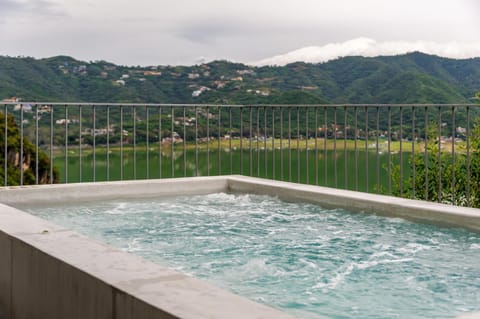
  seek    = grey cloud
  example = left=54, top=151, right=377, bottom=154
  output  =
left=0, top=0, right=22, bottom=13
left=175, top=19, right=252, bottom=45
left=0, top=0, right=66, bottom=18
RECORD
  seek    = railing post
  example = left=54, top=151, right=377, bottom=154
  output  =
left=147, top=105, right=150, bottom=179
left=399, top=106, right=403, bottom=196
left=159, top=106, right=162, bottom=178
left=171, top=106, right=175, bottom=178
left=365, top=106, right=369, bottom=192
left=3, top=104, right=7, bottom=186
left=344, top=106, right=348, bottom=189
left=20, top=104, right=24, bottom=185
left=438, top=106, right=442, bottom=203
left=466, top=106, right=471, bottom=206
left=93, top=104, right=96, bottom=182
left=50, top=105, right=54, bottom=184
left=107, top=105, right=110, bottom=181
left=65, top=104, right=69, bottom=184
left=451, top=105, right=456, bottom=204
left=272, top=107, right=275, bottom=180
left=411, top=106, right=416, bottom=199
left=314, top=107, right=318, bottom=185
left=35, top=105, right=39, bottom=185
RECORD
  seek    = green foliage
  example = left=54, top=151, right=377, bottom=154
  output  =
left=1, top=52, right=479, bottom=104
left=0, top=112, right=59, bottom=185
left=391, top=122, right=480, bottom=207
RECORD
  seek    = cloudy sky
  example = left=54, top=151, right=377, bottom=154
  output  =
left=0, top=0, right=479, bottom=66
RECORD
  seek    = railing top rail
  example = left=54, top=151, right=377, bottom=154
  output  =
left=1, top=102, right=480, bottom=108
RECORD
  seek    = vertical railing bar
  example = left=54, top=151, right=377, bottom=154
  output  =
left=256, top=107, right=260, bottom=176
left=288, top=107, right=292, bottom=182
left=354, top=106, right=358, bottom=191
left=412, top=106, right=416, bottom=199
left=133, top=106, right=136, bottom=180
left=93, top=104, right=96, bottom=182
left=119, top=105, right=123, bottom=180
left=264, top=106, right=268, bottom=178
left=158, top=106, right=162, bottom=178
left=229, top=107, right=232, bottom=175
left=324, top=106, right=328, bottom=187
left=365, top=106, right=369, bottom=192
left=183, top=106, right=187, bottom=177
left=296, top=107, right=300, bottom=183
left=217, top=106, right=221, bottom=175
left=147, top=106, right=150, bottom=179
left=388, top=107, right=391, bottom=194
left=107, top=106, right=110, bottom=181
left=305, top=108, right=309, bottom=184
left=438, top=106, right=442, bottom=203
left=79, top=105, right=83, bottom=182
left=3, top=104, right=7, bottom=186
left=424, top=106, right=428, bottom=200
left=333, top=107, right=337, bottom=188
left=248, top=105, right=258, bottom=176
left=344, top=106, right=348, bottom=189
left=315, top=107, right=319, bottom=185
left=451, top=106, right=455, bottom=204
left=240, top=107, right=243, bottom=175
left=35, top=105, right=39, bottom=185
left=249, top=106, right=253, bottom=176
left=376, top=106, right=380, bottom=193
left=195, top=106, right=199, bottom=176
left=206, top=105, right=210, bottom=176
left=49, top=106, right=53, bottom=184
left=20, top=105, right=24, bottom=185
left=280, top=108, right=284, bottom=180
left=399, top=106, right=403, bottom=196
left=272, top=108, right=275, bottom=180
left=171, top=106, right=175, bottom=178
left=466, top=106, right=471, bottom=206
left=65, top=105, right=68, bottom=183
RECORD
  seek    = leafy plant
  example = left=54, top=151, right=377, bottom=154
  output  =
left=0, top=112, right=59, bottom=185
left=390, top=121, right=480, bottom=207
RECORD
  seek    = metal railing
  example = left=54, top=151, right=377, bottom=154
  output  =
left=2, top=102, right=479, bottom=206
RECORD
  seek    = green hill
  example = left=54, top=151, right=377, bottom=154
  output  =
left=1, top=52, right=479, bottom=104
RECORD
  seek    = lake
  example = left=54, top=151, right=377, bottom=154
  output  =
left=53, top=148, right=411, bottom=194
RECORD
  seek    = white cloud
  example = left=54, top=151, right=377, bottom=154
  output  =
left=251, top=38, right=480, bottom=66
left=1, top=0, right=479, bottom=65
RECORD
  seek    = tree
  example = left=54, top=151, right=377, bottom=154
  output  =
left=390, top=122, right=480, bottom=207
left=0, top=112, right=59, bottom=185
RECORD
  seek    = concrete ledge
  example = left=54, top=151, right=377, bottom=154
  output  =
left=0, top=176, right=229, bottom=206
left=227, top=175, right=480, bottom=232
left=1, top=175, right=480, bottom=319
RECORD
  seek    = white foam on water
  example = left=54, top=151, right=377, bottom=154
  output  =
left=25, top=192, right=480, bottom=319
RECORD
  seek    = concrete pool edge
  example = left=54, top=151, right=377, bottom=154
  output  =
left=0, top=177, right=299, bottom=319
left=227, top=175, right=480, bottom=232
left=1, top=176, right=480, bottom=319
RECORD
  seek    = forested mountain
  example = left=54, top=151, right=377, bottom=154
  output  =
left=1, top=52, right=479, bottom=104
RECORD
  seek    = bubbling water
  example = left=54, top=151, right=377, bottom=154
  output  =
left=27, top=193, right=480, bottom=319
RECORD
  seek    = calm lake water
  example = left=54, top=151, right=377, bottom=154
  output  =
left=54, top=148, right=410, bottom=193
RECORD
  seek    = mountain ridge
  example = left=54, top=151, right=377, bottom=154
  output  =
left=1, top=52, right=479, bottom=105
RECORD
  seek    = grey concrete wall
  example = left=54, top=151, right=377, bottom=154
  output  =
left=0, top=231, right=11, bottom=319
